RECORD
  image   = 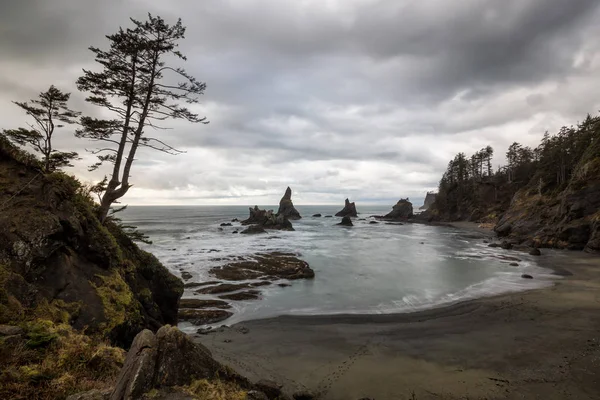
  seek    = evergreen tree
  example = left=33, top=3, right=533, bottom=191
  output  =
left=76, top=14, right=208, bottom=222
left=2, top=85, right=80, bottom=172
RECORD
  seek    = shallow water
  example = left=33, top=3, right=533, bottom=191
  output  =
left=121, top=205, right=555, bottom=330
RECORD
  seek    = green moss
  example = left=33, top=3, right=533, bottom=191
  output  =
left=25, top=320, right=60, bottom=348
left=91, top=270, right=139, bottom=334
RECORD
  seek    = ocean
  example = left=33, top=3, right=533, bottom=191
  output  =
left=121, top=205, right=555, bottom=331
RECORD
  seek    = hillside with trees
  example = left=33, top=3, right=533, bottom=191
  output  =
left=428, top=113, right=600, bottom=252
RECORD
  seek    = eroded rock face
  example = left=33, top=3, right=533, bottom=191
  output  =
left=335, top=199, right=358, bottom=217
left=382, top=199, right=414, bottom=220
left=277, top=187, right=301, bottom=220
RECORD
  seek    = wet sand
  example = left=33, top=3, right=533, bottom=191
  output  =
left=194, top=251, right=600, bottom=400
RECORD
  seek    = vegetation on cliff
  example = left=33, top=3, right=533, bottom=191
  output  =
left=429, top=113, right=600, bottom=252
left=0, top=137, right=183, bottom=399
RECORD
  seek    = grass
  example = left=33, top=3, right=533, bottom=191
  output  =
left=0, top=320, right=125, bottom=400
left=184, top=378, right=247, bottom=400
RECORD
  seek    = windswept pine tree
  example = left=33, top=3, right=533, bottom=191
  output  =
left=1, top=85, right=80, bottom=172
left=76, top=14, right=208, bottom=222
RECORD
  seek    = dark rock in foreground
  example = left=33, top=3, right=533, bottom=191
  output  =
left=521, top=274, right=533, bottom=279
left=381, top=198, right=413, bottom=220
left=312, top=213, right=322, bottom=217
left=337, top=216, right=353, bottom=226
left=210, top=252, right=315, bottom=281
left=109, top=326, right=251, bottom=399
left=241, top=224, right=267, bottom=234
left=277, top=186, right=301, bottom=220
left=335, top=198, right=358, bottom=217
left=529, top=248, right=542, bottom=256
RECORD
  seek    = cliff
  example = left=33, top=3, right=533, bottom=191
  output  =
left=495, top=135, right=600, bottom=252
left=0, top=137, right=184, bottom=398
left=426, top=113, right=600, bottom=252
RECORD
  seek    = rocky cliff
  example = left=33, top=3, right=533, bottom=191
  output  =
left=495, top=137, right=600, bottom=252
left=419, top=192, right=437, bottom=210
left=0, top=137, right=185, bottom=398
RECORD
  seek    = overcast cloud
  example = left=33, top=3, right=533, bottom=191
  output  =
left=1, top=0, right=600, bottom=206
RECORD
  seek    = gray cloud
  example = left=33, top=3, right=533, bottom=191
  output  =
left=1, top=0, right=600, bottom=205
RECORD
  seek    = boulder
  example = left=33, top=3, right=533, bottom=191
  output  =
left=529, top=248, right=542, bottom=256
left=241, top=225, right=267, bottom=235
left=521, top=274, right=533, bottom=279
left=277, top=187, right=301, bottom=220
left=335, top=199, right=358, bottom=217
left=337, top=216, right=353, bottom=226
left=110, top=326, right=226, bottom=400
left=110, top=330, right=158, bottom=400
left=382, top=198, right=413, bottom=220
left=369, top=221, right=378, bottom=224
left=500, top=241, right=513, bottom=250
left=312, top=214, right=322, bottom=217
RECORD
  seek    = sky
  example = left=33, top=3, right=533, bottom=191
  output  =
left=1, top=0, right=600, bottom=206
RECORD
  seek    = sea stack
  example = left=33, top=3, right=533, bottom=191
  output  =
left=419, top=192, right=437, bottom=210
left=277, top=186, right=301, bottom=220
left=382, top=198, right=413, bottom=220
left=335, top=198, right=358, bottom=217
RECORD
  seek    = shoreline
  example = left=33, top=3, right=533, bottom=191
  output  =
left=195, top=250, right=600, bottom=400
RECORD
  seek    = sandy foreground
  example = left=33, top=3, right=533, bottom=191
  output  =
left=194, top=249, right=600, bottom=400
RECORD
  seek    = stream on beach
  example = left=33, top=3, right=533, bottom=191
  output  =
left=122, top=205, right=556, bottom=331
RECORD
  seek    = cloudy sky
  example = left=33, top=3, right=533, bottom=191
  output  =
left=1, top=0, right=600, bottom=206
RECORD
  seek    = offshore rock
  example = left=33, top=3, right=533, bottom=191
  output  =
left=241, top=206, right=294, bottom=231
left=337, top=216, right=353, bottom=226
left=382, top=198, right=414, bottom=220
left=335, top=198, right=358, bottom=217
left=277, top=187, right=301, bottom=220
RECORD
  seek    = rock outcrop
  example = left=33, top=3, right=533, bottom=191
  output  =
left=241, top=206, right=294, bottom=231
left=337, top=216, right=353, bottom=226
left=420, top=192, right=437, bottom=210
left=381, top=198, right=414, bottom=220
left=110, top=326, right=252, bottom=400
left=277, top=187, right=301, bottom=220
left=0, top=138, right=183, bottom=347
left=335, top=198, right=358, bottom=217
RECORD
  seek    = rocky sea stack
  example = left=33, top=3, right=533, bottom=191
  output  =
left=382, top=198, right=414, bottom=220
left=277, top=186, right=301, bottom=220
left=241, top=206, right=294, bottom=231
left=335, top=198, right=358, bottom=217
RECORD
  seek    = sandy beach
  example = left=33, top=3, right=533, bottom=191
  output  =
left=194, top=250, right=600, bottom=400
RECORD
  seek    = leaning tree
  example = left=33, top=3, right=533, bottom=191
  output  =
left=76, top=14, right=208, bottom=222
left=2, top=85, right=80, bottom=172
